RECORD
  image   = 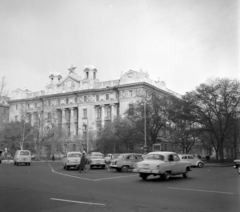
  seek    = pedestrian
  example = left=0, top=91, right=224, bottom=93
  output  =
left=52, top=155, right=55, bottom=161
left=79, top=151, right=87, bottom=173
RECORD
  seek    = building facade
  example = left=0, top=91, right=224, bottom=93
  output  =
left=8, top=65, right=180, bottom=153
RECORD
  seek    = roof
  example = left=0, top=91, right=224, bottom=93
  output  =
left=148, top=151, right=177, bottom=155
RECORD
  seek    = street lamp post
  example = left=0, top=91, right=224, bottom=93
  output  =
left=143, top=101, right=147, bottom=155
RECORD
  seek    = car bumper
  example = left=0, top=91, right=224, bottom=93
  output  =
left=133, top=168, right=161, bottom=174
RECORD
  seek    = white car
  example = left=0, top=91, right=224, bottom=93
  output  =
left=14, top=150, right=31, bottom=166
left=133, top=151, right=191, bottom=180
left=89, top=152, right=106, bottom=169
left=178, top=154, right=204, bottom=168
left=62, top=152, right=82, bottom=170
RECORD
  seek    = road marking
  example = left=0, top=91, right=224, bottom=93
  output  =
left=94, top=174, right=137, bottom=181
left=49, top=164, right=95, bottom=181
left=49, top=164, right=137, bottom=181
left=168, top=187, right=234, bottom=195
left=50, top=198, right=105, bottom=206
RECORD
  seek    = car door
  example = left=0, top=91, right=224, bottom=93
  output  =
left=174, top=154, right=184, bottom=173
left=125, top=155, right=135, bottom=168
left=166, top=154, right=177, bottom=173
left=132, top=155, right=143, bottom=168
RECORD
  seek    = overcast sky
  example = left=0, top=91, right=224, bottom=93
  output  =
left=0, top=0, right=239, bottom=95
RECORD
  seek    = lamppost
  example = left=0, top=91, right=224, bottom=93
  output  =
left=143, top=101, right=147, bottom=155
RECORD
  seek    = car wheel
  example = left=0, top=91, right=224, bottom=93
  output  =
left=66, top=166, right=69, bottom=170
left=16, top=162, right=18, bottom=166
left=102, top=165, right=105, bottom=169
left=29, top=163, right=31, bottom=166
left=121, top=166, right=129, bottom=172
left=63, top=164, right=66, bottom=169
left=140, top=173, right=148, bottom=180
left=183, top=168, right=189, bottom=178
left=237, top=166, right=240, bottom=174
left=116, top=168, right=121, bottom=172
left=198, top=162, right=204, bottom=168
left=161, top=172, right=170, bottom=180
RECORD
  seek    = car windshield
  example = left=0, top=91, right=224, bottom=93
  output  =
left=112, top=154, right=120, bottom=159
left=68, top=153, right=81, bottom=158
left=145, top=154, right=164, bottom=161
left=92, top=156, right=103, bottom=159
left=92, top=153, right=102, bottom=157
left=20, top=151, right=30, bottom=155
left=118, top=155, right=125, bottom=160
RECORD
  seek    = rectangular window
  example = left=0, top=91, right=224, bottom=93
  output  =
left=58, top=99, right=60, bottom=105
left=15, top=116, right=18, bottom=122
left=96, top=95, right=99, bottom=101
left=66, top=98, right=68, bottom=104
left=83, top=109, right=87, bottom=118
left=35, top=103, right=37, bottom=109
left=97, top=107, right=101, bottom=119
left=106, top=94, right=109, bottom=100
left=27, top=104, right=30, bottom=109
left=84, top=96, right=87, bottom=102
left=129, top=90, right=133, bottom=97
left=75, top=97, right=77, bottom=103
left=48, top=112, right=51, bottom=121
left=106, top=106, right=111, bottom=119
left=16, top=105, right=18, bottom=110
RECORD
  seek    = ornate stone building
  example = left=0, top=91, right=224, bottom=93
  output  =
left=8, top=65, right=181, bottom=153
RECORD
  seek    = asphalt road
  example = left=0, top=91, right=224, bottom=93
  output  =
left=0, top=162, right=239, bottom=212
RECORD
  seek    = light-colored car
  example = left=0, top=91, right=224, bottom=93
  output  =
left=14, top=150, right=31, bottom=166
left=62, top=152, right=82, bottom=170
left=178, top=154, right=204, bottom=168
left=109, top=153, right=144, bottom=172
left=133, top=151, right=191, bottom=180
left=89, top=152, right=106, bottom=169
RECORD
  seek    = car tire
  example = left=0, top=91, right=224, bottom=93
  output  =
left=161, top=172, right=170, bottom=180
left=140, top=173, right=148, bottom=180
left=66, top=166, right=69, bottom=170
left=198, top=162, right=204, bottom=168
left=116, top=168, right=121, bottom=172
left=183, top=168, right=189, bottom=178
left=16, top=162, right=18, bottom=166
left=237, top=166, right=240, bottom=174
left=102, top=165, right=105, bottom=169
left=121, top=165, right=129, bottom=172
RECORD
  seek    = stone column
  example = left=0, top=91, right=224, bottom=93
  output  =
left=111, top=104, right=115, bottom=121
left=31, top=113, right=34, bottom=126
left=70, top=108, right=74, bottom=136
left=101, top=105, right=105, bottom=128
left=62, top=108, right=66, bottom=130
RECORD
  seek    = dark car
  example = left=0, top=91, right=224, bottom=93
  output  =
left=109, top=153, right=144, bottom=172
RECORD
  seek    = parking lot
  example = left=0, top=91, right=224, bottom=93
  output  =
left=0, top=161, right=239, bottom=212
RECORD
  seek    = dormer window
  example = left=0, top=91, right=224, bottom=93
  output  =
left=86, top=72, right=89, bottom=79
left=94, top=72, right=96, bottom=79
left=96, top=95, right=99, bottom=101
left=66, top=98, right=69, bottom=104
left=84, top=96, right=87, bottom=102
left=106, top=94, right=109, bottom=100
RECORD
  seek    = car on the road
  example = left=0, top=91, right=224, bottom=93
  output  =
left=133, top=151, right=191, bottom=180
left=178, top=154, right=204, bottom=168
left=14, top=150, right=31, bottom=166
left=89, top=152, right=106, bottom=169
left=109, top=153, right=144, bottom=172
left=233, top=159, right=240, bottom=174
left=62, top=152, right=82, bottom=170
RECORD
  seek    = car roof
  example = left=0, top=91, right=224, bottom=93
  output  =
left=148, top=151, right=177, bottom=155
left=178, top=154, right=193, bottom=156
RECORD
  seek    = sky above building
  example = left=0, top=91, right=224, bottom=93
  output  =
left=0, top=0, right=239, bottom=95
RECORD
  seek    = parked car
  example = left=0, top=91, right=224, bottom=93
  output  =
left=14, top=150, right=31, bottom=166
left=233, top=159, right=240, bottom=174
left=178, top=154, right=204, bottom=168
left=109, top=153, right=121, bottom=163
left=62, top=152, right=82, bottom=170
left=109, top=153, right=144, bottom=172
left=133, top=151, right=192, bottom=180
left=89, top=152, right=106, bottom=169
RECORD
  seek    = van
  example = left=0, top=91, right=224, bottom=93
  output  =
left=14, top=150, right=31, bottom=166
